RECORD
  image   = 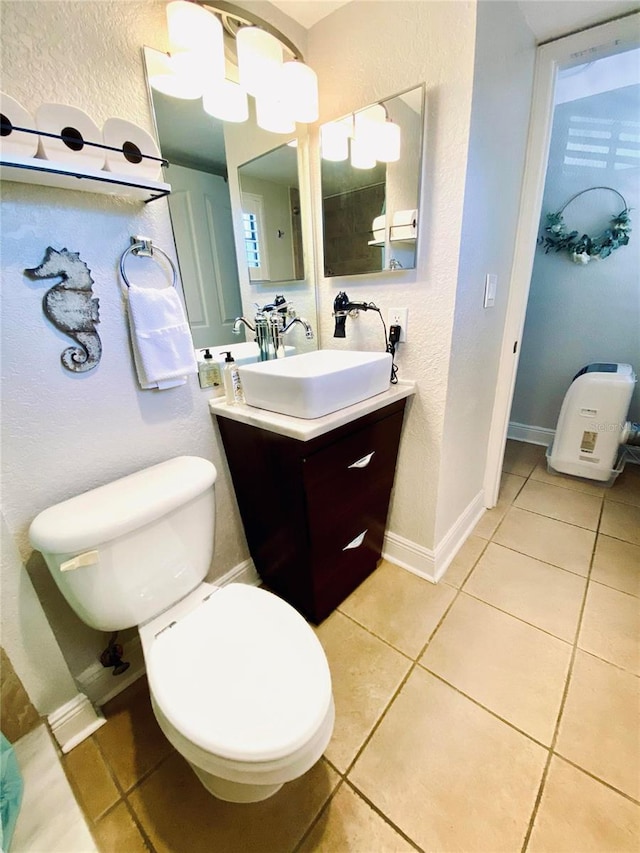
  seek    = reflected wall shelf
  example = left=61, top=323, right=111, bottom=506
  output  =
left=0, top=153, right=171, bottom=203
left=368, top=237, right=416, bottom=247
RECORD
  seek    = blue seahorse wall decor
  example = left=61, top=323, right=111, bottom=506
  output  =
left=25, top=247, right=102, bottom=373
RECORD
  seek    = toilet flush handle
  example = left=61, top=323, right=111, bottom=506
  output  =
left=60, top=550, right=99, bottom=572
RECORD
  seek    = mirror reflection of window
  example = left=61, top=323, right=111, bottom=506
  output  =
left=243, top=212, right=261, bottom=269
left=238, top=142, right=304, bottom=284
left=320, top=85, right=425, bottom=277
left=242, top=193, right=270, bottom=281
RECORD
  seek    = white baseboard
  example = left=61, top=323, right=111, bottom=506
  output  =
left=383, top=491, right=485, bottom=585
left=216, top=557, right=260, bottom=587
left=76, top=557, right=260, bottom=707
left=47, top=693, right=106, bottom=753
left=508, top=421, right=555, bottom=446
left=432, top=491, right=486, bottom=583
left=382, top=531, right=437, bottom=582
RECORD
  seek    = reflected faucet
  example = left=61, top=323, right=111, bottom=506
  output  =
left=233, top=295, right=314, bottom=361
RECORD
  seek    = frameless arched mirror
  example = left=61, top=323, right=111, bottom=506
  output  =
left=320, top=85, right=425, bottom=277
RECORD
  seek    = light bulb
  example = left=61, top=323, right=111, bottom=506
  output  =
left=236, top=27, right=283, bottom=98
left=166, top=1, right=223, bottom=56
left=203, top=80, right=249, bottom=123
left=320, top=119, right=350, bottom=162
left=255, top=95, right=295, bottom=135
left=376, top=121, right=401, bottom=163
left=148, top=51, right=203, bottom=100
left=281, top=61, right=319, bottom=123
left=160, top=2, right=225, bottom=99
left=350, top=135, right=376, bottom=169
left=352, top=104, right=386, bottom=167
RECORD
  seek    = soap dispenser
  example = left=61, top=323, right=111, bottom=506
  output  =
left=198, top=349, right=222, bottom=391
left=222, top=352, right=244, bottom=404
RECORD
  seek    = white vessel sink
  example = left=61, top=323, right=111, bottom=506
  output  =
left=238, top=350, right=392, bottom=419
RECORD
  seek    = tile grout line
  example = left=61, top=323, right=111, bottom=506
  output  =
left=290, top=777, right=346, bottom=853
left=91, top=730, right=165, bottom=852
left=343, top=779, right=425, bottom=852
left=329, top=472, right=545, bottom=844
left=335, top=606, right=416, bottom=662
left=339, top=576, right=465, bottom=781
left=549, top=754, right=640, bottom=807
left=519, top=485, right=605, bottom=853
left=482, top=539, right=592, bottom=580
left=415, top=666, right=553, bottom=752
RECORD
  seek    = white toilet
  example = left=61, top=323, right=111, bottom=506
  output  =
left=29, top=455, right=335, bottom=803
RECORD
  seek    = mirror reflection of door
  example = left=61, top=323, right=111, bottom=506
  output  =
left=168, top=165, right=245, bottom=349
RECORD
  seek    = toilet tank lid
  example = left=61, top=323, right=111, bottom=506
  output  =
left=29, top=456, right=216, bottom=555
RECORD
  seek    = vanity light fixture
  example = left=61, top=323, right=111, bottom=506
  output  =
left=149, top=0, right=318, bottom=132
left=320, top=105, right=401, bottom=168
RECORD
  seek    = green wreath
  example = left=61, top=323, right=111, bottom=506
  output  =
left=538, top=186, right=631, bottom=264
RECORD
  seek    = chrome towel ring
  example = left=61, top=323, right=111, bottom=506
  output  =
left=119, top=235, right=177, bottom=288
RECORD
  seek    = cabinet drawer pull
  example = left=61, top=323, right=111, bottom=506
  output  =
left=348, top=451, right=375, bottom=469
left=343, top=529, right=367, bottom=551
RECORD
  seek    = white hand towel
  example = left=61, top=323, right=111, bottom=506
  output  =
left=126, top=284, right=197, bottom=390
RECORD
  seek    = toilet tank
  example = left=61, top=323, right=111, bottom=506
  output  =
left=29, top=456, right=217, bottom=632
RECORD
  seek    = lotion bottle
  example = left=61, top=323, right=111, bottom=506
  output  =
left=198, top=349, right=221, bottom=391
left=222, top=352, right=244, bottom=404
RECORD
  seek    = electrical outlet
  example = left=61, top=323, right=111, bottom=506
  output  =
left=388, top=307, right=408, bottom=342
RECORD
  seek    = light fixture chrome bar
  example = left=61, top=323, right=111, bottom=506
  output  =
left=197, top=0, right=306, bottom=62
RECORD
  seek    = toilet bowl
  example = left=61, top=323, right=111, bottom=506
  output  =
left=28, top=456, right=335, bottom=803
left=140, top=582, right=334, bottom=802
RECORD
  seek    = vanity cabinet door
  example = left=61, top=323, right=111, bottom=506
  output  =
left=303, top=408, right=404, bottom=551
left=302, top=408, right=404, bottom=621
left=215, top=399, right=406, bottom=623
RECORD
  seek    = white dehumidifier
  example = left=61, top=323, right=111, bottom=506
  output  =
left=548, top=363, right=638, bottom=483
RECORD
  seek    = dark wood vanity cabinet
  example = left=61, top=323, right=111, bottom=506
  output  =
left=215, top=398, right=406, bottom=623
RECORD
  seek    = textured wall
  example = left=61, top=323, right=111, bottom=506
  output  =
left=436, top=0, right=536, bottom=539
left=0, top=1, right=251, bottom=680
left=308, top=0, right=477, bottom=550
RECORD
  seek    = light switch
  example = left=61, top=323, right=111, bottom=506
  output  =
left=484, top=273, right=497, bottom=308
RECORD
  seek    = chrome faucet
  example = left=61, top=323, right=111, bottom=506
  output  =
left=233, top=296, right=314, bottom=361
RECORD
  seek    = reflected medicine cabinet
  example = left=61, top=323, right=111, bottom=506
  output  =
left=320, top=85, right=425, bottom=277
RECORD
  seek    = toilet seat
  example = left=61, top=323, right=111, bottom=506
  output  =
left=142, top=584, right=333, bottom=764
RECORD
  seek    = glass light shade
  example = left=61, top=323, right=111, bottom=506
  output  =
left=350, top=135, right=376, bottom=169
left=376, top=121, right=401, bottom=162
left=148, top=51, right=203, bottom=100
left=320, top=120, right=350, bottom=162
left=352, top=104, right=386, bottom=166
left=357, top=104, right=386, bottom=126
left=236, top=27, right=283, bottom=97
left=281, top=61, right=319, bottom=123
left=203, top=80, right=249, bottom=123
left=167, top=1, right=223, bottom=57
left=255, top=95, right=295, bottom=134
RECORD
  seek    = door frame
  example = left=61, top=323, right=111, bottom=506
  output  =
left=483, top=12, right=640, bottom=507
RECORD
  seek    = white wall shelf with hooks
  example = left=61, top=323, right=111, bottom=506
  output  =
left=0, top=153, right=171, bottom=203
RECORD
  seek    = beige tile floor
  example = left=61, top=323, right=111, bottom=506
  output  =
left=62, top=441, right=640, bottom=852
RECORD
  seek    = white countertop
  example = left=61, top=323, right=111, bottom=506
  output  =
left=209, top=380, right=416, bottom=441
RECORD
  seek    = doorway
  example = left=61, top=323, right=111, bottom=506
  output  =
left=484, top=13, right=640, bottom=507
